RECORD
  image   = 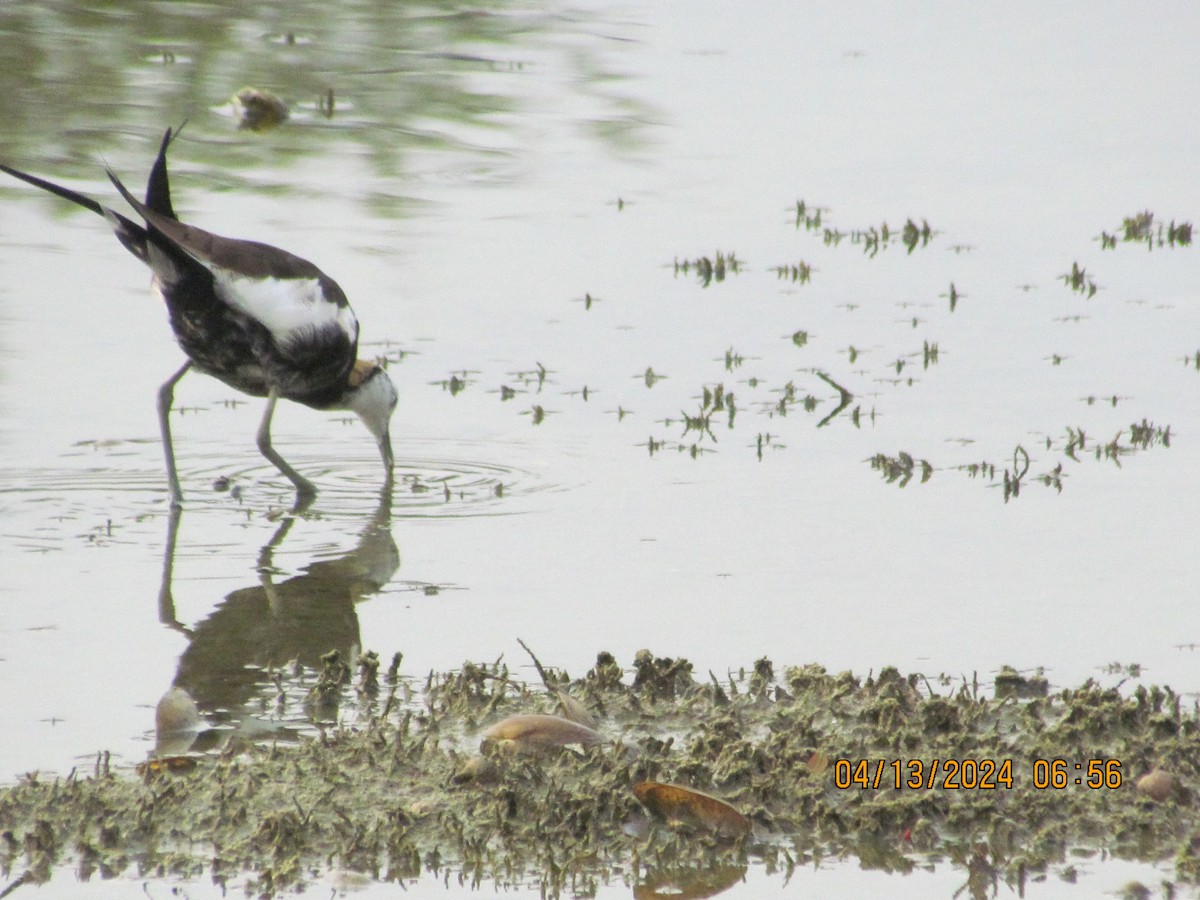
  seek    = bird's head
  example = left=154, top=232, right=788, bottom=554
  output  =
left=344, top=359, right=397, bottom=472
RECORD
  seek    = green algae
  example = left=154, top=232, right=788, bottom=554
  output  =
left=2, top=652, right=1199, bottom=898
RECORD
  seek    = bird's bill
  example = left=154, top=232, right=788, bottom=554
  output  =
left=379, top=430, right=394, bottom=472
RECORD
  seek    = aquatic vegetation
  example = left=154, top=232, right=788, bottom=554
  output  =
left=1059, top=261, right=1098, bottom=298
left=426, top=184, right=1178, bottom=501
left=641, top=367, right=666, bottom=388
left=943, top=281, right=963, bottom=311
left=653, top=383, right=736, bottom=451
left=677, top=406, right=716, bottom=442
left=508, top=363, right=551, bottom=393
left=793, top=199, right=826, bottom=232
left=434, top=371, right=475, bottom=396
left=754, top=432, right=782, bottom=461
left=1099, top=211, right=1192, bottom=250
left=1081, top=394, right=1130, bottom=407
left=999, top=445, right=1031, bottom=502
left=640, top=435, right=666, bottom=457
left=868, top=450, right=932, bottom=487
left=672, top=252, right=743, bottom=287
left=851, top=218, right=935, bottom=257
left=773, top=260, right=813, bottom=283
left=872, top=419, right=1171, bottom=502
left=792, top=200, right=937, bottom=256
left=4, top=649, right=1199, bottom=898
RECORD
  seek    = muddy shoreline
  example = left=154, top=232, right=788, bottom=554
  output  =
left=2, top=651, right=1197, bottom=898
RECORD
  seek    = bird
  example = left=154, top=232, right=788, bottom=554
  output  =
left=1, top=126, right=397, bottom=507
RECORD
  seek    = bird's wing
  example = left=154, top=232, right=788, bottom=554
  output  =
left=106, top=168, right=333, bottom=285
left=106, top=167, right=358, bottom=353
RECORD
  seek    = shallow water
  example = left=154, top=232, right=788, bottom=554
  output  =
left=1, top=2, right=1199, bottom=896
left=4, top=853, right=1177, bottom=900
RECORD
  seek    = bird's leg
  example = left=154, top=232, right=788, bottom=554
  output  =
left=256, top=390, right=317, bottom=500
left=157, top=361, right=192, bottom=508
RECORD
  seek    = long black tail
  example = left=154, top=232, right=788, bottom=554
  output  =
left=0, top=163, right=106, bottom=215
left=144, top=123, right=186, bottom=220
left=1, top=162, right=151, bottom=264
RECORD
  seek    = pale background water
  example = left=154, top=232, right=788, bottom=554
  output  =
left=1, top=2, right=1198, bottom=897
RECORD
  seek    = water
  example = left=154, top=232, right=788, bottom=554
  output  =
left=1, top=2, right=1199, bottom=896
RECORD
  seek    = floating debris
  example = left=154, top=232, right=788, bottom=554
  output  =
left=232, top=87, right=289, bottom=131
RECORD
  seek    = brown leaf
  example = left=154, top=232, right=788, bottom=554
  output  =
left=1136, top=768, right=1180, bottom=802
left=632, top=781, right=751, bottom=839
left=135, top=756, right=198, bottom=777
left=481, top=713, right=603, bottom=754
left=806, top=750, right=830, bottom=775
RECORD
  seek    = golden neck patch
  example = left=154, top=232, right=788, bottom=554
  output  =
left=348, top=358, right=378, bottom=388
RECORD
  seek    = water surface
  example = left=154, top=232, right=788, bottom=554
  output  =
left=1, top=2, right=1198, bottom=897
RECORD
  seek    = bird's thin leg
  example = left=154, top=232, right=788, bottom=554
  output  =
left=157, top=361, right=192, bottom=508
left=256, top=390, right=317, bottom=499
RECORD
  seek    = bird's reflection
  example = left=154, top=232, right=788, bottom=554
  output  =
left=632, top=864, right=747, bottom=900
left=154, top=488, right=398, bottom=755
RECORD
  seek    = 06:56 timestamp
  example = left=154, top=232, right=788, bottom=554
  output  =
left=1033, top=758, right=1122, bottom=789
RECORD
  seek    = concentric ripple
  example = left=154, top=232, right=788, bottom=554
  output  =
left=1, top=435, right=566, bottom=555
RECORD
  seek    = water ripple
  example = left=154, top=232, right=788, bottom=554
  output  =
left=0, top=435, right=565, bottom=554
